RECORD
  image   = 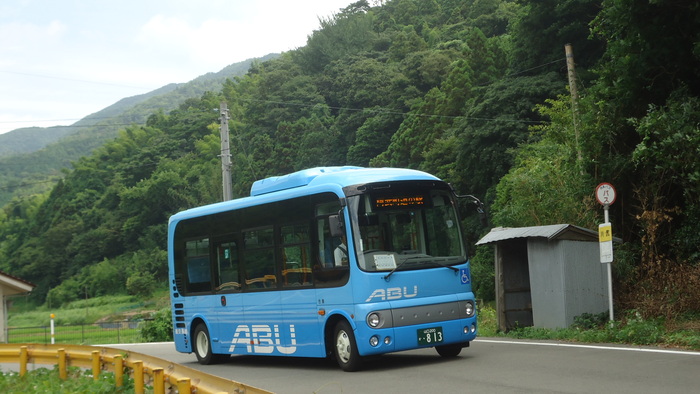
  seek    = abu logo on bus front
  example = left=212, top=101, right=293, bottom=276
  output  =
left=228, top=324, right=297, bottom=354
left=365, top=286, right=418, bottom=302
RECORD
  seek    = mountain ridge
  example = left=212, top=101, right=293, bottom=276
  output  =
left=0, top=53, right=279, bottom=206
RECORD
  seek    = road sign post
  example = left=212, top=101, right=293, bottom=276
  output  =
left=598, top=222, right=613, bottom=263
left=595, top=183, right=616, bottom=322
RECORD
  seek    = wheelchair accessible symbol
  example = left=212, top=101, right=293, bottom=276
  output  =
left=459, top=269, right=470, bottom=284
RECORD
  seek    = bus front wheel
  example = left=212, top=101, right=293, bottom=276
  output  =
left=435, top=343, right=463, bottom=358
left=333, top=321, right=362, bottom=372
left=193, top=323, right=228, bottom=365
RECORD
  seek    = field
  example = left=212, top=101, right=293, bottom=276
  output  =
left=7, top=292, right=170, bottom=345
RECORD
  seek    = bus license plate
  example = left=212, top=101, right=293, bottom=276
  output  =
left=417, top=327, right=443, bottom=345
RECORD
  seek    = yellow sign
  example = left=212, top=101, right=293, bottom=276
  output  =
left=599, top=223, right=613, bottom=263
left=598, top=223, right=612, bottom=242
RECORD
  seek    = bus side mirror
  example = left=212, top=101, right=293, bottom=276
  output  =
left=451, top=186, right=489, bottom=227
left=329, top=214, right=344, bottom=238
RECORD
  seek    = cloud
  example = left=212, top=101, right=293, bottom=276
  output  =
left=0, top=0, right=352, bottom=134
left=0, top=20, right=67, bottom=57
left=137, top=14, right=275, bottom=72
left=134, top=1, right=346, bottom=73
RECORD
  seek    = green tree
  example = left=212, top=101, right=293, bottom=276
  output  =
left=126, top=272, right=157, bottom=298
left=510, top=0, right=603, bottom=75
left=454, top=73, right=563, bottom=199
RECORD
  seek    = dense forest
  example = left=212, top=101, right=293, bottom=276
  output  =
left=0, top=0, right=698, bottom=320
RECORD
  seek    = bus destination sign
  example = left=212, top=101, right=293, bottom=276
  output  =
left=375, top=195, right=426, bottom=209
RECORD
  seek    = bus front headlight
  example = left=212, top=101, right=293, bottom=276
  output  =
left=465, top=301, right=475, bottom=317
left=367, top=312, right=381, bottom=328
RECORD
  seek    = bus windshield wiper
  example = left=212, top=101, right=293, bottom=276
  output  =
left=429, top=258, right=459, bottom=272
left=383, top=257, right=423, bottom=281
left=384, top=257, right=459, bottom=281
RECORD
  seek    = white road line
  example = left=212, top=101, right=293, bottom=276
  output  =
left=475, top=338, right=700, bottom=356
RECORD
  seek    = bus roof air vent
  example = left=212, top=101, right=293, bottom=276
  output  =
left=250, top=166, right=363, bottom=196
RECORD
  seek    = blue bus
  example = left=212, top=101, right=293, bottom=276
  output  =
left=168, top=166, right=477, bottom=371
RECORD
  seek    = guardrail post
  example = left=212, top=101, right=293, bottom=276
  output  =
left=58, top=348, right=67, bottom=380
left=153, top=367, right=165, bottom=394
left=113, top=354, right=123, bottom=387
left=91, top=350, right=101, bottom=380
left=133, top=360, right=144, bottom=394
left=0, top=344, right=265, bottom=394
left=177, top=377, right=191, bottom=393
left=19, top=346, right=28, bottom=376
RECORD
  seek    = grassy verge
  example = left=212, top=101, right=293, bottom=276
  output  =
left=7, top=291, right=171, bottom=345
left=478, top=305, right=700, bottom=351
left=8, top=291, right=170, bottom=327
left=0, top=367, right=137, bottom=393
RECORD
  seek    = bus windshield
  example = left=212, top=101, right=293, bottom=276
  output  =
left=346, top=181, right=466, bottom=272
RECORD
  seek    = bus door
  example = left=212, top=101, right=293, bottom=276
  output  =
left=181, top=237, right=228, bottom=350
left=210, top=238, right=245, bottom=354
left=279, top=222, right=320, bottom=357
left=236, top=226, right=283, bottom=356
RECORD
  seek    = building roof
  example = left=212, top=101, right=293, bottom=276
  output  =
left=475, top=224, right=606, bottom=245
left=0, top=270, right=36, bottom=295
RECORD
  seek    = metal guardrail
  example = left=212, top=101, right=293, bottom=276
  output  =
left=0, top=343, right=272, bottom=394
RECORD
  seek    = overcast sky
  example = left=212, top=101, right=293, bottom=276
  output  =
left=0, top=0, right=353, bottom=134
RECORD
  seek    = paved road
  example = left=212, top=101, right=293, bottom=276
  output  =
left=115, top=338, right=700, bottom=393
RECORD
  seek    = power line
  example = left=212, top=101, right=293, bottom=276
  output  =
left=0, top=118, right=83, bottom=125
left=2, top=57, right=568, bottom=131
left=0, top=179, right=58, bottom=192
left=2, top=99, right=548, bottom=130
left=503, top=58, right=567, bottom=79
left=0, top=70, right=153, bottom=90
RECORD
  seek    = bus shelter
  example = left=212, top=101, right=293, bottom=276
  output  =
left=476, top=224, right=612, bottom=332
left=0, top=270, right=35, bottom=342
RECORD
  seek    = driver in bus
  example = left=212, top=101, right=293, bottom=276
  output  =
left=334, top=235, right=348, bottom=266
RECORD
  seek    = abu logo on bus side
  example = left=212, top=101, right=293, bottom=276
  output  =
left=365, top=286, right=418, bottom=302
left=228, top=324, right=297, bottom=354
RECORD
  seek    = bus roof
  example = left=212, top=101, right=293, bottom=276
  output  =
left=250, top=166, right=439, bottom=196
left=169, top=167, right=441, bottom=223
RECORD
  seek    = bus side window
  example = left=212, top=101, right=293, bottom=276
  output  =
left=281, top=223, right=312, bottom=287
left=185, top=238, right=212, bottom=293
left=216, top=241, right=240, bottom=292
left=243, top=227, right=277, bottom=289
left=316, top=217, right=341, bottom=268
left=314, top=216, right=350, bottom=287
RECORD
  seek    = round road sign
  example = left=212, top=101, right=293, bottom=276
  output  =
left=596, top=182, right=616, bottom=206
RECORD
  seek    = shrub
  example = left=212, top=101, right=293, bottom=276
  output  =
left=477, top=304, right=498, bottom=336
left=140, top=308, right=173, bottom=342
left=614, top=311, right=664, bottom=345
left=45, top=278, right=81, bottom=308
left=470, top=246, right=495, bottom=302
left=573, top=312, right=609, bottom=330
left=126, top=273, right=156, bottom=297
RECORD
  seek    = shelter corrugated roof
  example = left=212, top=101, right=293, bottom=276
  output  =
left=0, top=269, right=35, bottom=294
left=476, top=224, right=601, bottom=245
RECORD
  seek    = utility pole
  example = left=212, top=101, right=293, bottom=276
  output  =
left=219, top=102, right=233, bottom=201
left=565, top=43, right=584, bottom=174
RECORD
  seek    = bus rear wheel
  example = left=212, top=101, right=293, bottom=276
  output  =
left=333, top=321, right=362, bottom=372
left=193, top=323, right=228, bottom=365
